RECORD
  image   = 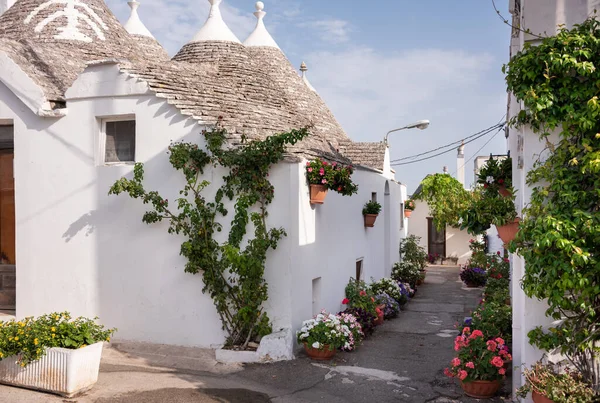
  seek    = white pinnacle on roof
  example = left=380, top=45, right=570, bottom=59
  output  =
left=191, top=0, right=241, bottom=43
left=123, top=0, right=154, bottom=38
left=243, top=1, right=279, bottom=49
left=300, top=61, right=316, bottom=92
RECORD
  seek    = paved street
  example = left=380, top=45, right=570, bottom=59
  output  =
left=0, top=266, right=513, bottom=402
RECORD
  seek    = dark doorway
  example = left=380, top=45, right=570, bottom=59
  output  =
left=427, top=217, right=446, bottom=258
left=0, top=124, right=15, bottom=311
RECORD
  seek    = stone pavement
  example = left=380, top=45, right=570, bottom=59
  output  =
left=0, top=266, right=514, bottom=402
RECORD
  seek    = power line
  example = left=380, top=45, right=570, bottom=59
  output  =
left=390, top=124, right=504, bottom=167
left=390, top=122, right=504, bottom=163
left=452, top=125, right=506, bottom=175
left=490, top=0, right=545, bottom=39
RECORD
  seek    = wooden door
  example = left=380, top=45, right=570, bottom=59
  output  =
left=0, top=129, right=15, bottom=310
left=427, top=217, right=446, bottom=258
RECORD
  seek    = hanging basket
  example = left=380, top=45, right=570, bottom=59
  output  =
left=460, top=379, right=501, bottom=399
left=364, top=214, right=378, bottom=227
left=404, top=209, right=413, bottom=218
left=496, top=218, right=520, bottom=245
left=303, top=343, right=336, bottom=361
left=309, top=184, right=328, bottom=205
left=532, top=391, right=554, bottom=403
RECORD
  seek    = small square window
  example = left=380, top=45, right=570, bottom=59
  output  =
left=104, top=120, right=135, bottom=163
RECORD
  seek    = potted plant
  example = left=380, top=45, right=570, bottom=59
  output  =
left=374, top=293, right=400, bottom=319
left=445, top=328, right=510, bottom=399
left=305, top=159, right=358, bottom=205
left=404, top=199, right=415, bottom=218
left=476, top=156, right=512, bottom=197
left=296, top=311, right=353, bottom=360
left=0, top=312, right=115, bottom=397
left=460, top=267, right=487, bottom=288
left=370, top=277, right=404, bottom=306
left=337, top=312, right=364, bottom=351
left=362, top=200, right=382, bottom=227
left=343, top=279, right=378, bottom=331
left=391, top=262, right=421, bottom=289
left=517, top=362, right=596, bottom=403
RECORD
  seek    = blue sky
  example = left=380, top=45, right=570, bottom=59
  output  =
left=107, top=0, right=511, bottom=192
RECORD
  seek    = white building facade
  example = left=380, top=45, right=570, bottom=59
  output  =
left=0, top=0, right=407, bottom=358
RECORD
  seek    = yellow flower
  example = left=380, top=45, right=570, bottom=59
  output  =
left=51, top=327, right=56, bottom=332
left=51, top=334, right=55, bottom=338
left=80, top=344, right=86, bottom=348
left=106, top=337, right=110, bottom=342
left=0, top=352, right=3, bottom=358
left=14, top=337, right=18, bottom=341
left=34, top=338, right=38, bottom=345
left=18, top=321, right=24, bottom=327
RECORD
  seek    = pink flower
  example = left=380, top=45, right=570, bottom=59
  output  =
left=469, top=330, right=484, bottom=339
left=321, top=179, right=327, bottom=184
left=458, top=370, right=468, bottom=381
left=451, top=358, right=461, bottom=367
left=342, top=298, right=349, bottom=304
left=495, top=337, right=505, bottom=346
left=503, top=258, right=509, bottom=262
left=319, top=168, right=325, bottom=176
left=491, top=356, right=504, bottom=368
left=462, top=327, right=471, bottom=334
left=466, top=362, right=475, bottom=369
left=359, top=290, right=366, bottom=296
left=499, top=368, right=506, bottom=375
left=444, top=367, right=454, bottom=378
left=306, top=162, right=310, bottom=166
left=486, top=340, right=498, bottom=351
left=308, top=168, right=313, bottom=172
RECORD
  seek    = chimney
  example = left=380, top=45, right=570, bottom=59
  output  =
left=0, top=0, right=15, bottom=15
left=457, top=141, right=465, bottom=187
left=443, top=166, right=448, bottom=174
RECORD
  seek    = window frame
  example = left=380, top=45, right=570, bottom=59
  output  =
left=99, top=115, right=136, bottom=166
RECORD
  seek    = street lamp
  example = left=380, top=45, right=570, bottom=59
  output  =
left=384, top=120, right=430, bottom=145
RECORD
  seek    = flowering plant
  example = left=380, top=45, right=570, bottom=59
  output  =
left=305, top=159, right=358, bottom=196
left=460, top=301, right=512, bottom=345
left=397, top=282, right=412, bottom=305
left=476, top=156, right=512, bottom=189
left=340, top=307, right=376, bottom=336
left=0, top=312, right=115, bottom=367
left=516, top=362, right=596, bottom=402
left=374, top=293, right=400, bottom=319
left=460, top=267, right=487, bottom=287
left=404, top=199, right=415, bottom=211
left=445, top=327, right=511, bottom=382
left=337, top=312, right=364, bottom=351
left=344, top=278, right=377, bottom=316
left=370, top=277, right=403, bottom=304
left=297, top=311, right=353, bottom=351
left=392, top=262, right=421, bottom=288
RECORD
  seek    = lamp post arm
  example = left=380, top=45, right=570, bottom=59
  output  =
left=384, top=126, right=408, bottom=145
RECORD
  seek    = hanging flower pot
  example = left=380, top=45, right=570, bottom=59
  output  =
left=532, top=391, right=554, bottom=403
left=303, top=343, right=336, bottom=360
left=404, top=209, right=413, bottom=218
left=460, top=379, right=502, bottom=399
left=498, top=185, right=512, bottom=198
left=309, top=184, right=328, bottom=205
left=496, top=218, right=520, bottom=245
left=364, top=214, right=378, bottom=227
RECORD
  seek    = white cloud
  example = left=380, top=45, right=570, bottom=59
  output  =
left=299, top=19, right=352, bottom=44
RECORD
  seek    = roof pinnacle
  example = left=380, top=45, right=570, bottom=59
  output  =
left=243, top=1, right=279, bottom=48
left=124, top=0, right=154, bottom=38
left=299, top=61, right=316, bottom=92
left=191, top=0, right=241, bottom=43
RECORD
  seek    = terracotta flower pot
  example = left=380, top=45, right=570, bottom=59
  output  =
left=364, top=214, right=378, bottom=227
left=309, top=184, right=328, bottom=205
left=460, top=379, right=502, bottom=399
left=303, top=343, right=336, bottom=361
left=404, top=209, right=413, bottom=218
left=498, top=185, right=512, bottom=198
left=496, top=218, right=520, bottom=245
left=532, top=390, right=554, bottom=403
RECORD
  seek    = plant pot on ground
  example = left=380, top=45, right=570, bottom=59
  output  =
left=362, top=200, right=381, bottom=228
left=296, top=311, right=354, bottom=360
left=516, top=362, right=596, bottom=403
left=459, top=267, right=487, bottom=288
left=0, top=312, right=115, bottom=397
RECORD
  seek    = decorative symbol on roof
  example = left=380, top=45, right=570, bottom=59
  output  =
left=24, top=0, right=108, bottom=42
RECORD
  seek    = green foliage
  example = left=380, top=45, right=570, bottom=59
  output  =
left=305, top=158, right=358, bottom=196
left=362, top=200, right=382, bottom=215
left=469, top=301, right=512, bottom=345
left=517, top=362, right=596, bottom=403
left=505, top=18, right=600, bottom=388
left=476, top=156, right=512, bottom=189
left=0, top=312, right=115, bottom=367
left=344, top=278, right=377, bottom=316
left=404, top=199, right=416, bottom=211
left=414, top=174, right=471, bottom=230
left=399, top=235, right=428, bottom=270
left=110, top=125, right=309, bottom=348
left=459, top=185, right=517, bottom=235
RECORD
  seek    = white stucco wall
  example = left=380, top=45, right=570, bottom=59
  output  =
left=406, top=201, right=472, bottom=264
left=0, top=63, right=405, bottom=350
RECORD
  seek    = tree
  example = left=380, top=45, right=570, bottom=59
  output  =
left=413, top=174, right=471, bottom=230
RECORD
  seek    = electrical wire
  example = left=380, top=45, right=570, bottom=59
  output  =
left=490, top=0, right=545, bottom=39
left=452, top=125, right=506, bottom=175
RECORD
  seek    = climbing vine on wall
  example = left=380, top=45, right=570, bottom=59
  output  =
left=505, top=18, right=600, bottom=390
left=109, top=123, right=309, bottom=349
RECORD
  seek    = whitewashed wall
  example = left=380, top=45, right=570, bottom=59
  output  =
left=406, top=200, right=472, bottom=264
left=0, top=63, right=404, bottom=351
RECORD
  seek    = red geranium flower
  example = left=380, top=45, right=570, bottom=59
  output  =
left=342, top=298, right=349, bottom=304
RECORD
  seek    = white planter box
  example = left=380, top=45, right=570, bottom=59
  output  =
left=0, top=342, right=103, bottom=397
